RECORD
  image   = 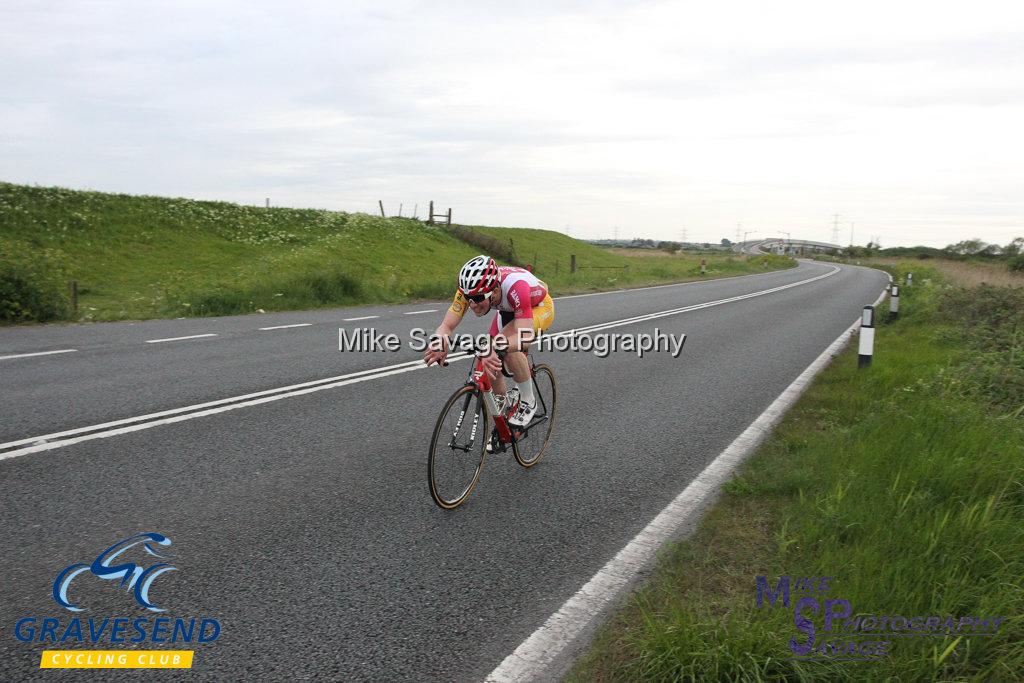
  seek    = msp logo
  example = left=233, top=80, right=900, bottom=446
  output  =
left=14, top=532, right=223, bottom=669
left=755, top=574, right=1007, bottom=662
left=54, top=532, right=177, bottom=613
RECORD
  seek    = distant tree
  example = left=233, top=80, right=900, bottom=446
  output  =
left=1004, top=237, right=1024, bottom=256
left=657, top=241, right=681, bottom=254
left=945, top=238, right=987, bottom=255
left=721, top=238, right=733, bottom=247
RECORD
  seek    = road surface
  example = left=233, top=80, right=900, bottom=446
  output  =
left=0, top=260, right=888, bottom=680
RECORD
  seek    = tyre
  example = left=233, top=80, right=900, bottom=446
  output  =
left=512, top=364, right=557, bottom=468
left=428, top=385, right=490, bottom=508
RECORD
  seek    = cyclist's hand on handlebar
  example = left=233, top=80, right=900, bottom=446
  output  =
left=480, top=350, right=502, bottom=376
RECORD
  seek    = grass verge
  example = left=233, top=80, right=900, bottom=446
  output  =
left=568, top=262, right=1024, bottom=681
left=0, top=182, right=793, bottom=323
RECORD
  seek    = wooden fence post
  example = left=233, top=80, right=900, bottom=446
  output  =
left=428, top=200, right=434, bottom=224
left=570, top=255, right=577, bottom=273
left=446, top=208, right=452, bottom=227
left=379, top=200, right=386, bottom=218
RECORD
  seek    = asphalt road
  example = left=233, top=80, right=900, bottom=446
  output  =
left=0, top=260, right=888, bottom=680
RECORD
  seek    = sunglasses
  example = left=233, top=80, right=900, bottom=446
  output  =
left=466, top=293, right=489, bottom=303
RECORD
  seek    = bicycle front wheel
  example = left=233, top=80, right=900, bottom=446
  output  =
left=428, top=385, right=490, bottom=509
left=512, top=364, right=557, bottom=468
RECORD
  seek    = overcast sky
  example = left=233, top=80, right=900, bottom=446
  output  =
left=2, top=1, right=1022, bottom=247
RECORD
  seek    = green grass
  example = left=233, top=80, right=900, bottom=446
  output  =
left=470, top=224, right=788, bottom=293
left=568, top=263, right=1024, bottom=681
left=0, top=182, right=793, bottom=322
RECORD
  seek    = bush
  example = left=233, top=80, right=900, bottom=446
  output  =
left=0, top=241, right=70, bottom=322
left=1009, top=255, right=1024, bottom=272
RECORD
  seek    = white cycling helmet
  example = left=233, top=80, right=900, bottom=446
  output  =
left=458, top=255, right=498, bottom=296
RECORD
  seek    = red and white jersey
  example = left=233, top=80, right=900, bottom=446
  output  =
left=496, top=267, right=548, bottom=319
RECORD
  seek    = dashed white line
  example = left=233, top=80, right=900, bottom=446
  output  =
left=403, top=309, right=438, bottom=315
left=343, top=315, right=379, bottom=322
left=0, top=349, right=78, bottom=361
left=144, top=334, right=218, bottom=344
left=0, top=266, right=843, bottom=462
left=258, top=323, right=312, bottom=331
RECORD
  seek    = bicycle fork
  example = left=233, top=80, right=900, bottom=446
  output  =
left=448, top=393, right=483, bottom=452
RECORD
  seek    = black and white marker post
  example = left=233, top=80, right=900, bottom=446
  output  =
left=906, top=272, right=913, bottom=287
left=858, top=305, right=875, bottom=368
left=889, top=284, right=900, bottom=321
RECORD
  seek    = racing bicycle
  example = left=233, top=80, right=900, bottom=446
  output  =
left=427, top=348, right=557, bottom=509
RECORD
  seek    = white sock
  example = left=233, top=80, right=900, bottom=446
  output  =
left=517, top=380, right=535, bottom=405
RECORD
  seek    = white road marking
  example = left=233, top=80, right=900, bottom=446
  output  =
left=0, top=349, right=78, bottom=361
left=0, top=266, right=843, bottom=461
left=552, top=259, right=803, bottom=301
left=403, top=309, right=438, bottom=315
left=144, top=334, right=218, bottom=344
left=484, top=271, right=891, bottom=683
left=343, top=315, right=379, bottom=321
left=258, top=323, right=312, bottom=331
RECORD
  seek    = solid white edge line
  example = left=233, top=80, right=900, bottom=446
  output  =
left=144, top=333, right=218, bottom=344
left=0, top=265, right=841, bottom=460
left=0, top=349, right=78, bottom=361
left=484, top=270, right=891, bottom=683
left=403, top=309, right=438, bottom=315
left=343, top=315, right=380, bottom=321
left=258, top=323, right=313, bottom=331
left=552, top=257, right=803, bottom=302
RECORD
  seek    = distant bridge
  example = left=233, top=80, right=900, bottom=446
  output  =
left=735, top=239, right=842, bottom=255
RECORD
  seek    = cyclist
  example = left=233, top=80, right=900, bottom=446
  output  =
left=424, top=255, right=554, bottom=427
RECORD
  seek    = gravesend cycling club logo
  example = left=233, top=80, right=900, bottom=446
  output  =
left=13, top=532, right=223, bottom=670
left=53, top=532, right=177, bottom=612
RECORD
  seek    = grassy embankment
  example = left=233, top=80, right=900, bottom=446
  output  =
left=0, top=182, right=792, bottom=322
left=569, top=261, right=1024, bottom=681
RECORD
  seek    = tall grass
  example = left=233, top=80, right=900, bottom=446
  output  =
left=570, top=264, right=1024, bottom=681
left=0, top=239, right=69, bottom=321
left=866, top=257, right=1024, bottom=289
left=0, top=182, right=793, bottom=322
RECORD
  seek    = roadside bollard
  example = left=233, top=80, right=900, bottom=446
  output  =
left=889, top=285, right=900, bottom=321
left=858, top=306, right=875, bottom=368
left=700, top=258, right=706, bottom=275
left=906, top=272, right=913, bottom=286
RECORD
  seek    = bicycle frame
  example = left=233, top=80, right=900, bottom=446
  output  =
left=466, top=354, right=516, bottom=445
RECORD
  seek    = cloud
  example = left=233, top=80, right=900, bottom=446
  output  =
left=1, top=0, right=1023, bottom=246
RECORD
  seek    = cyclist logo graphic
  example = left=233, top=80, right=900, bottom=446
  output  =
left=52, top=532, right=177, bottom=613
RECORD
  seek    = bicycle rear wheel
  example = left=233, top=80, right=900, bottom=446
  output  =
left=428, top=385, right=490, bottom=509
left=512, top=364, right=557, bottom=468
